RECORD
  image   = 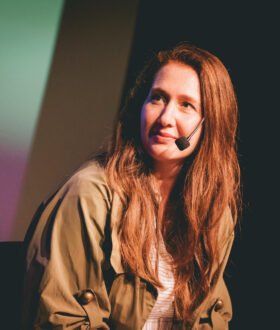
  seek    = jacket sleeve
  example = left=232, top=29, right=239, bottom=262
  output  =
left=22, top=168, right=112, bottom=329
left=196, top=233, right=234, bottom=330
left=194, top=208, right=235, bottom=330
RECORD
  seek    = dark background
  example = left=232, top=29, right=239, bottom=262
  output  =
left=1, top=1, right=277, bottom=329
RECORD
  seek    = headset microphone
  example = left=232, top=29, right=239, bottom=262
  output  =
left=175, top=118, right=205, bottom=151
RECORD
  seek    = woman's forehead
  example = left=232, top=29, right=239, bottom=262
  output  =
left=150, top=62, right=201, bottom=105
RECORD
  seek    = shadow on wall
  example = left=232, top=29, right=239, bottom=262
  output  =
left=11, top=0, right=139, bottom=241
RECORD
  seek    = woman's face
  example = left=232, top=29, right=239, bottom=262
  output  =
left=140, top=61, right=203, bottom=166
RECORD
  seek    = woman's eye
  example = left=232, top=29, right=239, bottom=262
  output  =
left=150, top=94, right=163, bottom=103
left=181, top=102, right=194, bottom=111
left=182, top=102, right=190, bottom=108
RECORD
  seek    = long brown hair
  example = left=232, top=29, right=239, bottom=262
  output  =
left=104, top=43, right=241, bottom=321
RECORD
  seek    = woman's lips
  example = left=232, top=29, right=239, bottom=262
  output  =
left=151, top=130, right=177, bottom=141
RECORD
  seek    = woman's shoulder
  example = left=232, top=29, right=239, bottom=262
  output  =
left=65, top=160, right=112, bottom=203
left=24, top=160, right=112, bottom=245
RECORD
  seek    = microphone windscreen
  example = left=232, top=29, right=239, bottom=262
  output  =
left=175, top=137, right=190, bottom=151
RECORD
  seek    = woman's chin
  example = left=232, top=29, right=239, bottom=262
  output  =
left=146, top=148, right=184, bottom=164
left=145, top=142, right=197, bottom=165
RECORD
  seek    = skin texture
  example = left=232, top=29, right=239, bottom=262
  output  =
left=141, top=62, right=202, bottom=168
left=140, top=61, right=203, bottom=194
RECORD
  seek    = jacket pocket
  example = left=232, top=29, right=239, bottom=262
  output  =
left=109, top=273, right=157, bottom=330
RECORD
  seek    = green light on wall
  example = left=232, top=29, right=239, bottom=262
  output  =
left=0, top=0, right=64, bottom=150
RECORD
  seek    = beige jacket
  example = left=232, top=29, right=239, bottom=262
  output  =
left=22, top=161, right=234, bottom=329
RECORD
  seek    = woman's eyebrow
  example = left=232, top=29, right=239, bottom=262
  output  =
left=150, top=87, right=168, bottom=97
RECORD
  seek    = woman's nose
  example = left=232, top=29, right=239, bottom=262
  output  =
left=158, top=102, right=176, bottom=127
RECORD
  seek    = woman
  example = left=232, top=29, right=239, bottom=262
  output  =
left=22, top=43, right=240, bottom=329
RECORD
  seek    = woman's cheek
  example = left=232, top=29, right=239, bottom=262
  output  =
left=140, top=108, right=147, bottom=139
left=141, top=111, right=150, bottom=135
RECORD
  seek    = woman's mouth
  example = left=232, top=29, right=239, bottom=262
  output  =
left=151, top=130, right=177, bottom=142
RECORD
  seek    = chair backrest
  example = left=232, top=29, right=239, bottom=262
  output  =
left=0, top=241, right=24, bottom=330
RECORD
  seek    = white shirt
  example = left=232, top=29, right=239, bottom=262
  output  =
left=142, top=234, right=175, bottom=330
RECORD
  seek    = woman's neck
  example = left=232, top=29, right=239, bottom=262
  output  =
left=153, top=160, right=183, bottom=201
